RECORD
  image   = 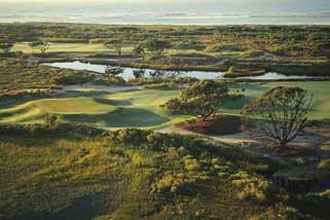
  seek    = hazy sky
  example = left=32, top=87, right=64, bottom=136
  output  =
left=0, top=0, right=328, bottom=4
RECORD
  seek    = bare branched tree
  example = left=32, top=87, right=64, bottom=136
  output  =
left=242, top=86, right=313, bottom=150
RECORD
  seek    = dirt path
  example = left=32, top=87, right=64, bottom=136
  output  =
left=157, top=126, right=258, bottom=145
left=157, top=125, right=329, bottom=166
left=157, top=125, right=326, bottom=148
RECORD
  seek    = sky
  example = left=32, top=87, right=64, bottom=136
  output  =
left=0, top=0, right=328, bottom=4
left=1, top=0, right=330, bottom=10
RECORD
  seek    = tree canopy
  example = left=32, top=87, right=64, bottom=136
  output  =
left=242, top=86, right=313, bottom=149
left=0, top=43, right=14, bottom=54
left=162, top=80, right=243, bottom=121
left=144, top=38, right=171, bottom=60
left=29, top=41, right=50, bottom=55
left=104, top=39, right=124, bottom=59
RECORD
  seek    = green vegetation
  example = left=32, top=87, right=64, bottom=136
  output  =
left=13, top=43, right=117, bottom=54
left=162, top=80, right=243, bottom=121
left=104, top=39, right=124, bottom=59
left=1, top=124, right=329, bottom=219
left=29, top=41, right=50, bottom=55
left=0, top=23, right=330, bottom=220
left=0, top=58, right=95, bottom=92
left=1, top=23, right=329, bottom=75
left=1, top=81, right=329, bottom=129
left=0, top=42, right=14, bottom=55
left=242, top=86, right=312, bottom=149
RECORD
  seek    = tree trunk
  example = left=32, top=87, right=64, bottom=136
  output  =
left=277, top=140, right=289, bottom=153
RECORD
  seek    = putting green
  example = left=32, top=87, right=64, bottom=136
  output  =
left=1, top=81, right=329, bottom=128
left=33, top=98, right=118, bottom=114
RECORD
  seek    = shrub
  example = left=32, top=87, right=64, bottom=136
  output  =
left=231, top=171, right=270, bottom=203
left=317, top=159, right=330, bottom=170
left=319, top=189, right=330, bottom=198
left=184, top=158, right=200, bottom=172
left=244, top=50, right=264, bottom=58
left=206, top=44, right=244, bottom=52
left=44, top=114, right=58, bottom=127
left=53, top=74, right=95, bottom=85
left=145, top=82, right=179, bottom=90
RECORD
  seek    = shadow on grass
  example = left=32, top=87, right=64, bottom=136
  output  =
left=63, top=107, right=169, bottom=127
left=221, top=95, right=255, bottom=111
left=94, top=98, right=132, bottom=107
left=228, top=82, right=268, bottom=92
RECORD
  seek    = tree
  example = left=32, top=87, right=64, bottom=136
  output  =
left=212, top=30, right=223, bottom=44
left=104, top=65, right=123, bottom=76
left=162, top=80, right=243, bottom=121
left=242, top=87, right=313, bottom=150
left=105, top=39, right=124, bottom=60
left=44, top=114, right=58, bottom=127
left=144, top=38, right=171, bottom=60
left=0, top=43, right=14, bottom=55
left=132, top=44, right=145, bottom=61
left=29, top=41, right=50, bottom=55
left=133, top=69, right=145, bottom=78
left=149, top=70, right=165, bottom=79
left=169, top=59, right=186, bottom=78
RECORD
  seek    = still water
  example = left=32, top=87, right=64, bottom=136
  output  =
left=44, top=61, right=311, bottom=81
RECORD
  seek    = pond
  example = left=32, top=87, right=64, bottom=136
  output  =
left=44, top=61, right=312, bottom=81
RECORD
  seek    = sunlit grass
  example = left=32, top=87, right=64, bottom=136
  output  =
left=1, top=81, right=329, bottom=129
left=13, top=43, right=133, bottom=54
left=34, top=97, right=118, bottom=114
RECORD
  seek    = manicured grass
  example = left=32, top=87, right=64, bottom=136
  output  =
left=1, top=81, right=329, bottom=129
left=225, top=81, right=330, bottom=120
left=34, top=97, right=118, bottom=114
left=0, top=97, right=118, bottom=123
left=13, top=43, right=133, bottom=54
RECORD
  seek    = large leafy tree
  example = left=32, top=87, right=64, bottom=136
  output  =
left=132, top=43, right=146, bottom=61
left=144, top=38, right=171, bottom=60
left=242, top=86, right=313, bottom=150
left=162, top=80, right=243, bottom=121
left=29, top=41, right=50, bottom=55
left=104, top=39, right=124, bottom=60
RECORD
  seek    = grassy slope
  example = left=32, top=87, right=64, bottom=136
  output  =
left=34, top=97, right=118, bottom=114
left=0, top=81, right=329, bottom=129
left=0, top=128, right=278, bottom=220
left=0, top=135, right=120, bottom=219
left=224, top=81, right=330, bottom=119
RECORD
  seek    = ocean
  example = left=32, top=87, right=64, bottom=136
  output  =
left=1, top=0, right=330, bottom=25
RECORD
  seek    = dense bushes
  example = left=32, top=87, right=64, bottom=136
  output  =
left=144, top=82, right=179, bottom=90
left=1, top=123, right=326, bottom=219
left=162, top=80, right=243, bottom=121
left=52, top=74, right=95, bottom=85
left=206, top=44, right=245, bottom=52
left=0, top=58, right=97, bottom=91
left=0, top=123, right=107, bottom=136
left=318, top=159, right=330, bottom=170
left=0, top=89, right=49, bottom=98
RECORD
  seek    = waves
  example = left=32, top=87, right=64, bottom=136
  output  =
left=1, top=8, right=330, bottom=24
